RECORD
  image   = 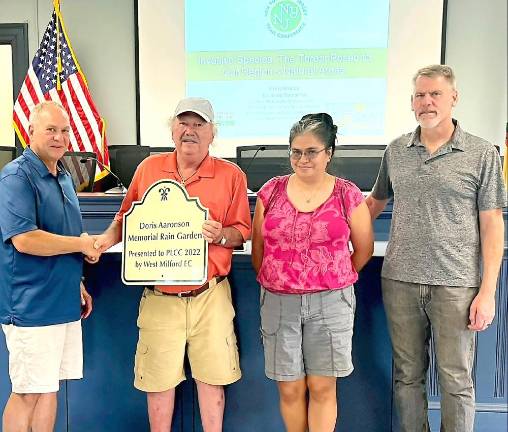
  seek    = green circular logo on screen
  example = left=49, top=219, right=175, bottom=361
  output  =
left=266, top=0, right=307, bottom=38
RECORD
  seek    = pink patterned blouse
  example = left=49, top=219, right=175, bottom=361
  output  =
left=257, top=175, right=364, bottom=295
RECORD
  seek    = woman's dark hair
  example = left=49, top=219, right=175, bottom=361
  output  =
left=289, top=113, right=338, bottom=155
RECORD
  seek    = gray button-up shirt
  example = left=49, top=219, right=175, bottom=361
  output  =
left=372, top=121, right=507, bottom=287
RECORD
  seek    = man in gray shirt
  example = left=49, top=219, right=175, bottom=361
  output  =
left=366, top=65, right=506, bottom=432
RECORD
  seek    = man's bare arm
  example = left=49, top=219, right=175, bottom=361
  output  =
left=365, top=195, right=389, bottom=220
left=468, top=208, right=504, bottom=331
left=12, top=230, right=99, bottom=259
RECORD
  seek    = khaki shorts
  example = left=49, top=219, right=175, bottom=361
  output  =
left=1, top=320, right=83, bottom=394
left=134, top=277, right=241, bottom=392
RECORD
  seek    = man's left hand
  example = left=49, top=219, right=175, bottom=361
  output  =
left=468, top=290, right=495, bottom=332
left=202, top=220, right=223, bottom=244
left=80, top=282, right=93, bottom=319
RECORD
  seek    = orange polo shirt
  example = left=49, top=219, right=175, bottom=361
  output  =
left=114, top=151, right=251, bottom=294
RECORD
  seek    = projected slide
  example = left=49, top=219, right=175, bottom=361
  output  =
left=185, top=0, right=389, bottom=141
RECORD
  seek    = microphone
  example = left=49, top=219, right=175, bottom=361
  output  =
left=79, top=156, right=127, bottom=194
left=243, top=145, right=266, bottom=176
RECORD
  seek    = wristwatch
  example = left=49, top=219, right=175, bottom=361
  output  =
left=219, top=235, right=227, bottom=246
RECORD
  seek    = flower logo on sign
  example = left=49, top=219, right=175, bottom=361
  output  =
left=159, top=187, right=171, bottom=201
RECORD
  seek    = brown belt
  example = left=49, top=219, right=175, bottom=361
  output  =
left=146, top=276, right=226, bottom=298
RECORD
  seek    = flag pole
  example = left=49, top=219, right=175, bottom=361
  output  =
left=54, top=0, right=63, bottom=91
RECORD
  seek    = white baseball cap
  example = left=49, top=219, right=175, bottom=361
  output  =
left=174, top=97, right=214, bottom=122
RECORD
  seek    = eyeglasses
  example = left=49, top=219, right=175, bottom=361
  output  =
left=289, top=148, right=327, bottom=160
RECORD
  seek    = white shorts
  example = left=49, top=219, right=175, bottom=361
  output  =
left=1, top=320, right=83, bottom=394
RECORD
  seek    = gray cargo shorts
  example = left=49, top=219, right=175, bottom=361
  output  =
left=260, top=285, right=356, bottom=381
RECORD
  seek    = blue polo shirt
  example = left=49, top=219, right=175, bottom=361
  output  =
left=0, top=147, right=83, bottom=326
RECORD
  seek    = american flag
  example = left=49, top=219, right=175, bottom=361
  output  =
left=12, top=3, right=109, bottom=181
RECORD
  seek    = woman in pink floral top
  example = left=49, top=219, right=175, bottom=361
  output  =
left=252, top=113, right=374, bottom=431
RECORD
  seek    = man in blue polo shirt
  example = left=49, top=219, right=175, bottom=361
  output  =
left=0, top=101, right=100, bottom=432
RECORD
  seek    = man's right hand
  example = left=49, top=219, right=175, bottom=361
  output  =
left=83, top=221, right=122, bottom=263
left=80, top=234, right=101, bottom=263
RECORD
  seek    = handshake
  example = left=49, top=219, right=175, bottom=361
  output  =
left=79, top=232, right=113, bottom=264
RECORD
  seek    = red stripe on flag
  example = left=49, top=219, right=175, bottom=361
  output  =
left=60, top=156, right=86, bottom=186
left=13, top=111, right=30, bottom=145
left=24, top=77, right=41, bottom=107
left=76, top=73, right=103, bottom=125
left=66, top=77, right=101, bottom=157
left=70, top=154, right=86, bottom=184
left=75, top=73, right=108, bottom=166
left=55, top=90, right=86, bottom=152
left=17, top=91, right=32, bottom=121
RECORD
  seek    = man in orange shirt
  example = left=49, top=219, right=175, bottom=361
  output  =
left=95, top=97, right=251, bottom=431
